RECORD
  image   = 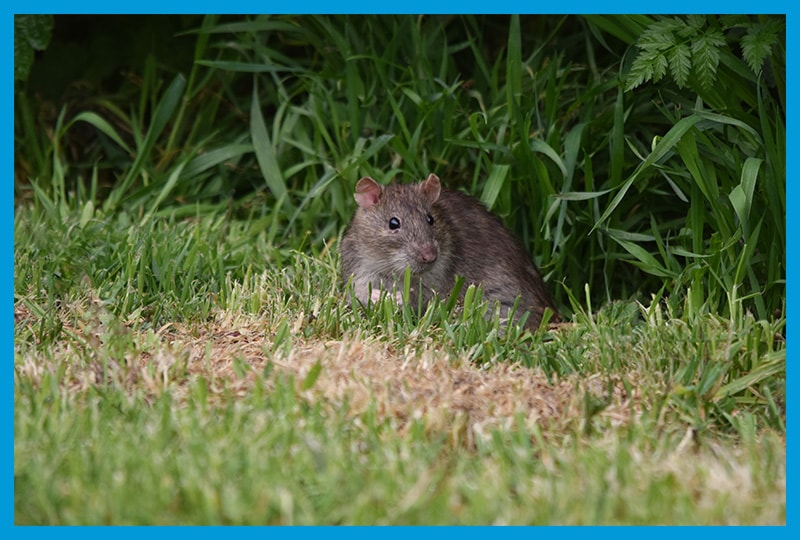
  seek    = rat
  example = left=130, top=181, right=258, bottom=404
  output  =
left=340, top=173, right=561, bottom=330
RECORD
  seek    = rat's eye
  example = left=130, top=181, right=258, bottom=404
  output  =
left=389, top=217, right=401, bottom=230
left=426, top=213, right=434, bottom=225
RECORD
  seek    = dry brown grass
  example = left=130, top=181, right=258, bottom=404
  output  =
left=16, top=300, right=639, bottom=445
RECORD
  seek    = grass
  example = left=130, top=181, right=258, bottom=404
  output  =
left=13, top=205, right=785, bottom=525
left=13, top=15, right=786, bottom=525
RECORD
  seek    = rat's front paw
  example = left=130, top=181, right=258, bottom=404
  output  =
left=370, top=289, right=403, bottom=305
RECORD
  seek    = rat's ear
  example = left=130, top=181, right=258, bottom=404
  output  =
left=420, top=173, right=441, bottom=204
left=354, top=177, right=383, bottom=208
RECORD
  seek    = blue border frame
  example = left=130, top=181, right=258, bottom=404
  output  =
left=4, top=1, right=794, bottom=534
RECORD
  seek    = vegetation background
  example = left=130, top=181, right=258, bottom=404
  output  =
left=14, top=14, right=786, bottom=525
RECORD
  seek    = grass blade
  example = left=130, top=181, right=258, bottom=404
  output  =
left=592, top=114, right=703, bottom=232
left=250, top=81, right=289, bottom=206
left=103, top=74, right=187, bottom=212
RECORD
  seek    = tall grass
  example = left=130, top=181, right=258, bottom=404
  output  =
left=16, top=15, right=784, bottom=323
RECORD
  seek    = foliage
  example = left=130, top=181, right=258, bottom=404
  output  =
left=624, top=15, right=784, bottom=91
left=15, top=15, right=785, bottom=322
left=13, top=15, right=53, bottom=82
left=584, top=14, right=784, bottom=322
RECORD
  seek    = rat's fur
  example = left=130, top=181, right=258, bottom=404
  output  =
left=340, top=173, right=560, bottom=330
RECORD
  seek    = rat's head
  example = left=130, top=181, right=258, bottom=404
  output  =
left=351, top=173, right=443, bottom=275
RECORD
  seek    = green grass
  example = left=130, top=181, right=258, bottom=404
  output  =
left=14, top=365, right=786, bottom=525
left=14, top=15, right=785, bottom=525
left=13, top=207, right=786, bottom=525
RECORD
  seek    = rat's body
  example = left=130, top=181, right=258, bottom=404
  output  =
left=340, top=173, right=560, bottom=330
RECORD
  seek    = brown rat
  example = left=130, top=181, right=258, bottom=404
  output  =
left=340, top=173, right=560, bottom=330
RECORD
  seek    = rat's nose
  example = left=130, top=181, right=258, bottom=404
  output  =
left=416, top=244, right=438, bottom=263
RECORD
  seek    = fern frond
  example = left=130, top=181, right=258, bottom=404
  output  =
left=741, top=19, right=782, bottom=74
left=625, top=50, right=657, bottom=91
left=638, top=18, right=681, bottom=51
left=668, top=43, right=692, bottom=88
left=680, top=15, right=706, bottom=38
left=691, top=29, right=725, bottom=88
left=624, top=15, right=782, bottom=92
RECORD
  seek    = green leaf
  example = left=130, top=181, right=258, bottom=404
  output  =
left=141, top=159, right=189, bottom=226
left=480, top=164, right=510, bottom=209
left=506, top=15, right=522, bottom=108
left=611, top=237, right=677, bottom=279
left=103, top=74, right=187, bottom=212
left=729, top=157, right=763, bottom=238
left=530, top=140, right=567, bottom=179
left=181, top=144, right=254, bottom=179
left=652, top=53, right=669, bottom=83
left=69, top=111, right=133, bottom=155
left=639, top=18, right=680, bottom=51
left=17, top=14, right=54, bottom=50
left=713, top=351, right=784, bottom=402
left=301, top=361, right=323, bottom=391
left=14, top=33, right=34, bottom=81
left=668, top=43, right=692, bottom=88
left=14, top=15, right=54, bottom=81
left=741, top=20, right=781, bottom=74
left=625, top=52, right=655, bottom=91
left=695, top=110, right=762, bottom=140
left=78, top=201, right=95, bottom=229
left=675, top=130, right=718, bottom=204
left=593, top=114, right=703, bottom=231
left=691, top=29, right=725, bottom=88
left=563, top=122, right=586, bottom=188
left=250, top=82, right=289, bottom=204
left=555, top=189, right=613, bottom=201
left=682, top=15, right=707, bottom=36
left=609, top=88, right=624, bottom=183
